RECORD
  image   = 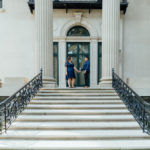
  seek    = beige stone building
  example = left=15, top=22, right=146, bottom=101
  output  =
left=0, top=0, right=150, bottom=96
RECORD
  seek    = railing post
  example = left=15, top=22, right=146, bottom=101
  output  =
left=4, top=105, right=7, bottom=132
left=142, top=106, right=146, bottom=133
left=0, top=110, right=2, bottom=133
left=40, top=68, right=43, bottom=87
left=112, top=68, right=114, bottom=87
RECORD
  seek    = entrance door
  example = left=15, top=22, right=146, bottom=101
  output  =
left=67, top=42, right=90, bottom=87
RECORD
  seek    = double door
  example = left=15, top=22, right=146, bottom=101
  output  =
left=67, top=42, right=90, bottom=87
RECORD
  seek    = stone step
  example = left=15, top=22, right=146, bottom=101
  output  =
left=31, top=99, right=123, bottom=103
left=1, top=140, right=150, bottom=150
left=21, top=112, right=131, bottom=116
left=16, top=115, right=135, bottom=122
left=25, top=104, right=126, bottom=110
left=1, top=135, right=150, bottom=141
left=10, top=122, right=140, bottom=129
left=3, top=130, right=147, bottom=137
left=36, top=93, right=118, bottom=96
left=33, top=96, right=121, bottom=100
left=40, top=88, right=114, bottom=90
left=39, top=90, right=116, bottom=93
left=27, top=104, right=126, bottom=107
left=22, top=109, right=130, bottom=114
left=9, top=126, right=141, bottom=131
left=30, top=101, right=123, bottom=105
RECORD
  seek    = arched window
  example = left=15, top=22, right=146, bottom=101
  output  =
left=67, top=26, right=90, bottom=36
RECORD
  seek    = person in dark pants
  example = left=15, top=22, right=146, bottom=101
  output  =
left=81, top=56, right=90, bottom=88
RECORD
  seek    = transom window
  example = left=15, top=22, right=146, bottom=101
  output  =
left=0, top=0, right=2, bottom=8
left=67, top=26, right=90, bottom=36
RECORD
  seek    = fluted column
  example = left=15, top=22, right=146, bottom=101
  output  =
left=100, top=0, right=120, bottom=86
left=59, top=39, right=66, bottom=88
left=35, top=0, right=54, bottom=80
left=90, top=39, right=98, bottom=87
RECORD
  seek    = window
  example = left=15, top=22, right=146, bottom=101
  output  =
left=53, top=42, right=59, bottom=85
left=0, top=0, right=2, bottom=8
left=98, top=42, right=102, bottom=83
left=67, top=26, right=90, bottom=36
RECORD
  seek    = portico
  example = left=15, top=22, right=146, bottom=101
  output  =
left=34, top=0, right=122, bottom=88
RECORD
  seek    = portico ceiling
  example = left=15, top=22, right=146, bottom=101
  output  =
left=28, top=0, right=128, bottom=14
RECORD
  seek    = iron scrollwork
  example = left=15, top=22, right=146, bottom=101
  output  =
left=112, top=69, right=150, bottom=135
left=0, top=69, right=43, bottom=134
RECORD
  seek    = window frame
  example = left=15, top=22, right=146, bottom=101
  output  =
left=0, top=0, right=3, bottom=9
left=53, top=42, right=59, bottom=85
left=67, top=26, right=90, bottom=37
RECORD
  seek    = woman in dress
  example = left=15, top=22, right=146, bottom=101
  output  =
left=65, top=56, right=80, bottom=88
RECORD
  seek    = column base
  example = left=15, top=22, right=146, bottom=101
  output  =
left=99, top=77, right=112, bottom=88
left=43, top=76, right=56, bottom=88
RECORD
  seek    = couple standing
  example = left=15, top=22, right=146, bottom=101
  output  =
left=65, top=56, right=90, bottom=88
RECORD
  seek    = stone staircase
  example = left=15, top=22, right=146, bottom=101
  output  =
left=0, top=88, right=150, bottom=150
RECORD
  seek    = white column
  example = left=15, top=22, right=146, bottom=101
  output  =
left=100, top=0, right=120, bottom=86
left=59, top=39, right=66, bottom=88
left=35, top=0, right=54, bottom=80
left=90, top=39, right=98, bottom=87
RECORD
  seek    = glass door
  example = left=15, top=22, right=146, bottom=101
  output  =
left=67, top=42, right=90, bottom=87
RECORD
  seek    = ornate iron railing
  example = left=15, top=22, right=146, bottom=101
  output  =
left=0, top=69, right=43, bottom=134
left=112, top=69, right=150, bottom=134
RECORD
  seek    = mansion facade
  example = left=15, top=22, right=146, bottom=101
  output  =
left=0, top=0, right=150, bottom=96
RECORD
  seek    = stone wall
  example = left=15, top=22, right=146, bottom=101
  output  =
left=123, top=0, right=150, bottom=96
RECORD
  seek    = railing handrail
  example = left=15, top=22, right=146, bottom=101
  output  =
left=0, top=71, right=42, bottom=108
left=0, top=69, right=43, bottom=133
left=112, top=68, right=150, bottom=134
left=112, top=69, right=146, bottom=107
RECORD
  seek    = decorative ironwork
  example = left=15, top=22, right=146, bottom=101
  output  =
left=0, top=69, right=43, bottom=134
left=112, top=69, right=150, bottom=134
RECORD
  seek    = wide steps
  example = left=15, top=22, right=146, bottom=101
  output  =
left=1, top=130, right=149, bottom=140
left=36, top=93, right=118, bottom=96
left=22, top=109, right=131, bottom=115
left=16, top=114, right=135, bottom=122
left=1, top=88, right=150, bottom=150
left=9, top=122, right=140, bottom=129
left=30, top=100, right=123, bottom=105
left=33, top=96, right=120, bottom=100
left=1, top=140, right=150, bottom=150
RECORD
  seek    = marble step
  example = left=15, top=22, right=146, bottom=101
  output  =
left=36, top=93, right=118, bottom=96
left=27, top=104, right=126, bottom=107
left=16, top=115, right=135, bottom=122
left=0, top=139, right=150, bottom=150
left=31, top=99, right=123, bottom=103
left=39, top=90, right=116, bottom=93
left=33, top=95, right=120, bottom=100
left=10, top=122, right=140, bottom=129
left=40, top=88, right=114, bottom=90
left=3, top=130, right=147, bottom=137
left=25, top=104, right=126, bottom=110
left=30, top=100, right=123, bottom=105
left=22, top=109, right=130, bottom=115
left=1, top=135, right=150, bottom=141
left=21, top=112, right=130, bottom=116
left=1, top=140, right=150, bottom=150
